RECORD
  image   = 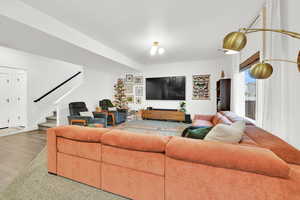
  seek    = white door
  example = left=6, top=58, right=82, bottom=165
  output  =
left=11, top=72, right=27, bottom=127
left=0, top=72, right=10, bottom=128
left=0, top=67, right=27, bottom=128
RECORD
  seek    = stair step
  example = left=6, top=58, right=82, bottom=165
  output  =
left=38, top=122, right=56, bottom=131
left=46, top=116, right=57, bottom=122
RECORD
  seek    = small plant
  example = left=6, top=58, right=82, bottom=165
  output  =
left=179, top=101, right=186, bottom=113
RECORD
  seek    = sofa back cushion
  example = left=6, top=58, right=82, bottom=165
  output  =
left=220, top=111, right=255, bottom=126
left=54, top=126, right=110, bottom=142
left=102, top=130, right=171, bottom=152
left=245, top=126, right=300, bottom=165
left=166, top=137, right=290, bottom=178
left=57, top=137, right=101, bottom=161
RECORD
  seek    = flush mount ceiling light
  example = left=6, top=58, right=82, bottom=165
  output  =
left=150, top=41, right=165, bottom=56
left=222, top=28, right=300, bottom=79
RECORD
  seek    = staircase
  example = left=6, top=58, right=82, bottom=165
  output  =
left=38, top=111, right=57, bottom=131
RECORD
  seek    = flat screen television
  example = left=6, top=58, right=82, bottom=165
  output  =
left=146, top=76, right=186, bottom=100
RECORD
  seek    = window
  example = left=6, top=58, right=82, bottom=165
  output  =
left=244, top=69, right=256, bottom=120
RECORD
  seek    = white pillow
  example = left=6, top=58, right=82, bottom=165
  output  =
left=79, top=111, right=94, bottom=117
left=204, top=121, right=246, bottom=144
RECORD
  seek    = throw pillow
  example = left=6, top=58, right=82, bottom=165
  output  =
left=204, top=121, right=246, bottom=143
left=187, top=127, right=213, bottom=139
left=108, top=107, right=117, bottom=111
left=79, top=111, right=94, bottom=117
left=181, top=126, right=210, bottom=137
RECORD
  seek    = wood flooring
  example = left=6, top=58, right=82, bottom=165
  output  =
left=0, top=130, right=46, bottom=192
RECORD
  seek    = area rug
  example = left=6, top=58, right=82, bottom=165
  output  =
left=0, top=148, right=128, bottom=200
left=113, top=119, right=190, bottom=136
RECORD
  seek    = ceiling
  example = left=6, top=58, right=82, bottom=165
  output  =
left=20, top=0, right=264, bottom=65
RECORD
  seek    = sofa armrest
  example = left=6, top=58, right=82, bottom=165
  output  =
left=47, top=128, right=57, bottom=174
left=166, top=137, right=290, bottom=179
left=193, top=114, right=214, bottom=121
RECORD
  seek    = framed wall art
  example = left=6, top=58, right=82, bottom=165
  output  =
left=134, top=76, right=144, bottom=85
left=192, top=74, right=210, bottom=100
left=125, top=74, right=134, bottom=83
left=125, top=84, right=133, bottom=94
left=135, top=86, right=143, bottom=96
left=135, top=96, right=142, bottom=104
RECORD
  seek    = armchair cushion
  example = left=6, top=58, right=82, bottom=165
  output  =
left=166, top=137, right=290, bottom=179
left=69, top=102, right=88, bottom=116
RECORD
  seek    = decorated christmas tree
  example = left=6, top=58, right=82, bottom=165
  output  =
left=113, top=79, right=128, bottom=109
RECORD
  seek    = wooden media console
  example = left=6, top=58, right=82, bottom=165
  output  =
left=141, top=109, right=185, bottom=122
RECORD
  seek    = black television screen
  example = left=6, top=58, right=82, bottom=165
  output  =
left=146, top=76, right=186, bottom=100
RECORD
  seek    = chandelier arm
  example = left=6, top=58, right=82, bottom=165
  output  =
left=263, top=59, right=300, bottom=65
left=240, top=28, right=300, bottom=39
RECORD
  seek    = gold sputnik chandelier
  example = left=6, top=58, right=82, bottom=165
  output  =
left=223, top=28, right=300, bottom=79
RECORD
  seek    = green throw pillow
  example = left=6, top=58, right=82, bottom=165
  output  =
left=187, top=127, right=213, bottom=139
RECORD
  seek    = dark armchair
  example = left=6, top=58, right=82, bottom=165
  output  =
left=68, top=102, right=107, bottom=127
left=99, top=99, right=127, bottom=125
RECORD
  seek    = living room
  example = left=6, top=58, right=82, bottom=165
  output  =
left=0, top=0, right=300, bottom=200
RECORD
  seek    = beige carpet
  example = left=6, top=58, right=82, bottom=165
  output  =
left=0, top=148, right=128, bottom=200
left=114, top=120, right=190, bottom=136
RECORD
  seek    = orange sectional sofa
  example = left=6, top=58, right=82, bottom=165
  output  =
left=48, top=111, right=300, bottom=200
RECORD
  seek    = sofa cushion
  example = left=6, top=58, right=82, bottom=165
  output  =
left=102, top=145, right=165, bottom=176
left=54, top=125, right=110, bottom=142
left=57, top=137, right=101, bottom=161
left=216, top=116, right=232, bottom=125
left=245, top=126, right=300, bottom=165
left=192, top=120, right=213, bottom=127
left=166, top=137, right=290, bottom=178
left=57, top=153, right=101, bottom=188
left=220, top=111, right=255, bottom=126
left=102, top=130, right=171, bottom=152
left=204, top=121, right=246, bottom=144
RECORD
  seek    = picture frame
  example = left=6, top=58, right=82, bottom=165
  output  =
left=135, top=86, right=143, bottom=96
left=192, top=74, right=211, bottom=100
left=135, top=96, right=142, bottom=104
left=134, top=76, right=144, bottom=85
left=125, top=84, right=133, bottom=94
left=125, top=74, right=134, bottom=83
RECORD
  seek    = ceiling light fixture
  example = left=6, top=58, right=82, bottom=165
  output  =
left=222, top=28, right=300, bottom=79
left=150, top=41, right=165, bottom=56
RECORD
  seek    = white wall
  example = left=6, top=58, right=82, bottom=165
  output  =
left=281, top=0, right=300, bottom=148
left=0, top=46, right=82, bottom=129
left=139, top=60, right=228, bottom=117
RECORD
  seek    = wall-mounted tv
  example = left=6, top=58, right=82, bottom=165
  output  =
left=146, top=76, right=186, bottom=100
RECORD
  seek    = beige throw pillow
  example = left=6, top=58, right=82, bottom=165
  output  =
left=204, top=121, right=246, bottom=143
